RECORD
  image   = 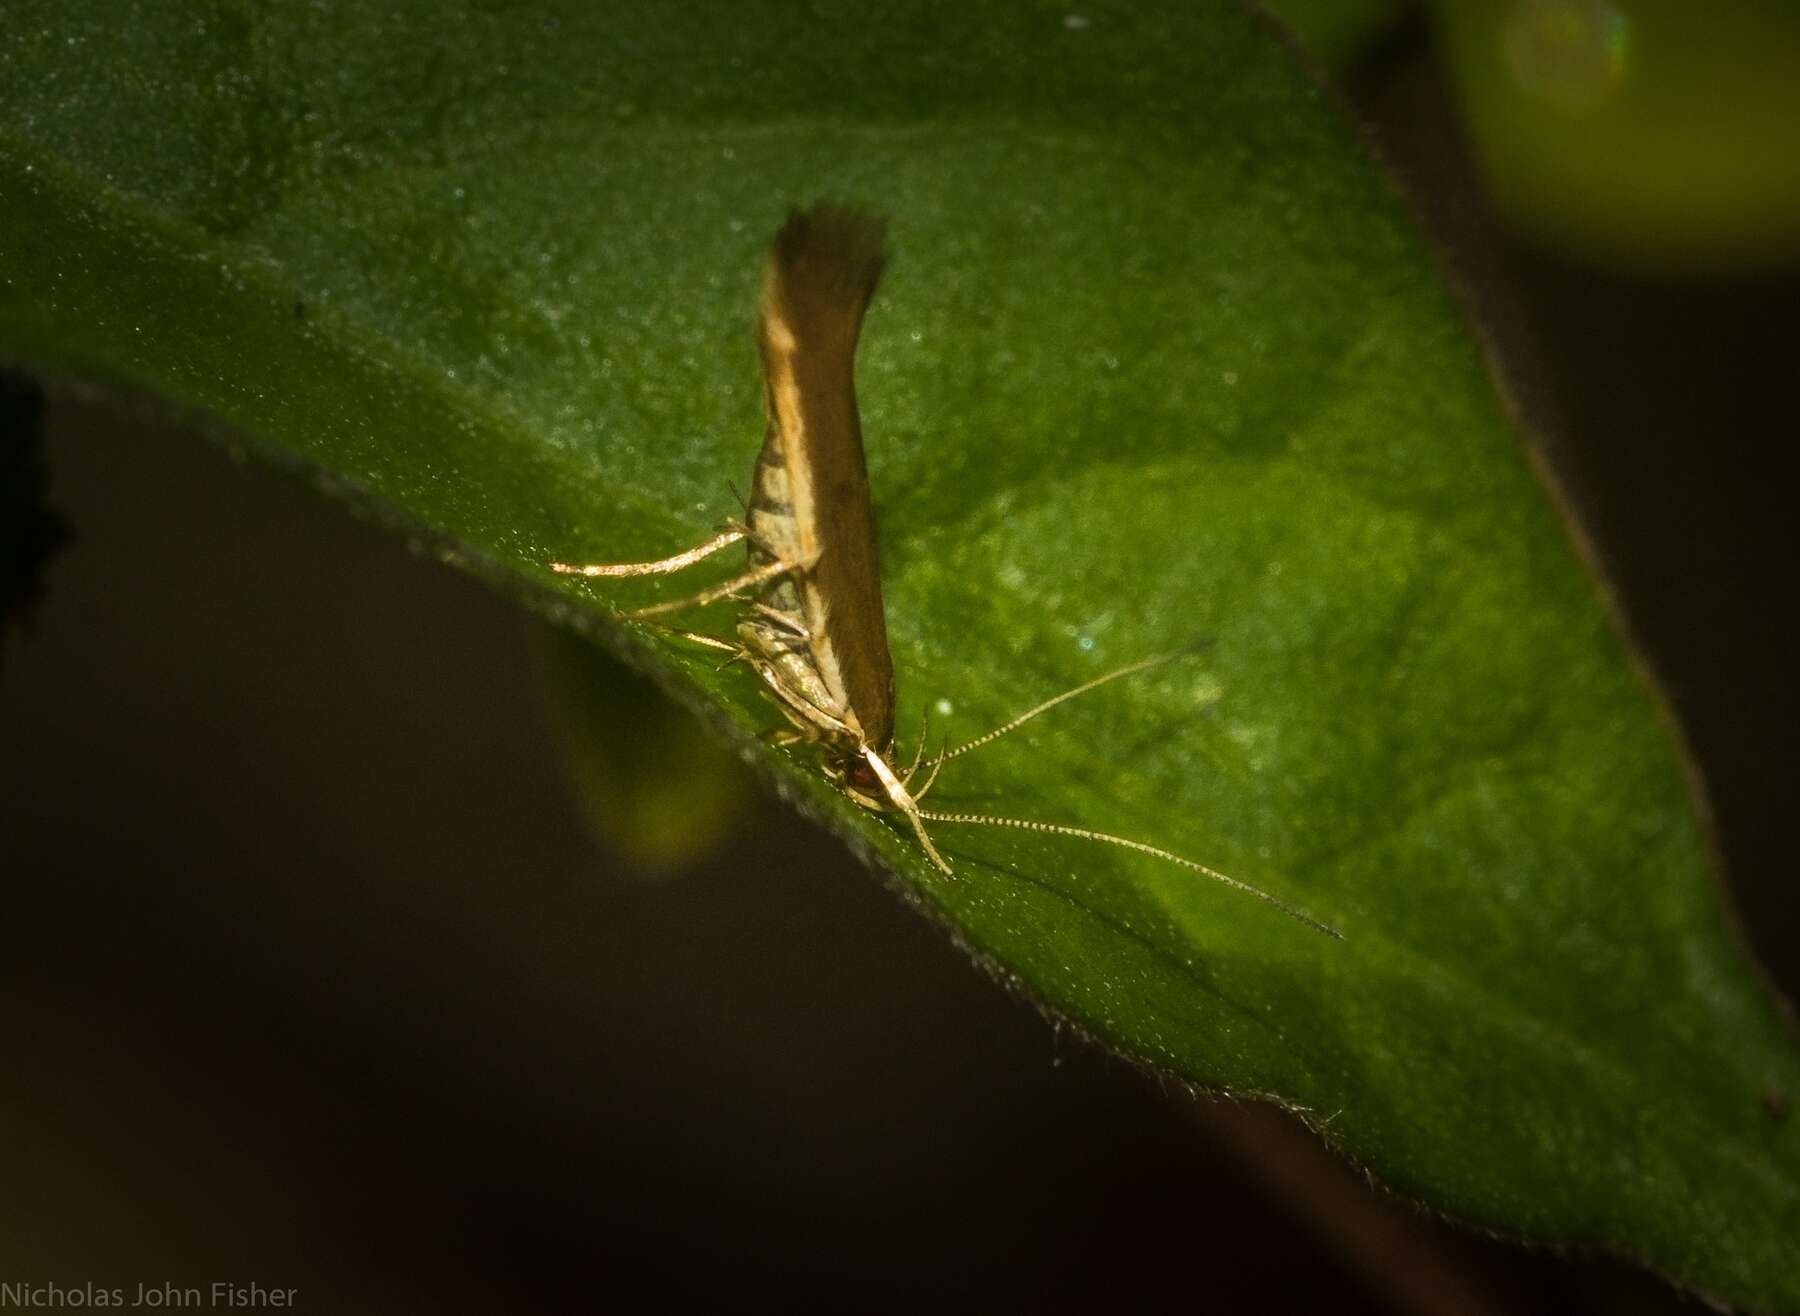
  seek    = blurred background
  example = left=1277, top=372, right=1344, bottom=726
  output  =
left=4, top=4, right=1796, bottom=1311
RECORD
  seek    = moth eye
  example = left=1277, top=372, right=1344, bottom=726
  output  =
left=845, top=759, right=880, bottom=792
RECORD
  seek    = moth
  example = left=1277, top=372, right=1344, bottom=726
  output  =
left=554, top=204, right=1336, bottom=938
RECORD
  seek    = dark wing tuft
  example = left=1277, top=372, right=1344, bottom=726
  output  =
left=763, top=203, right=887, bottom=353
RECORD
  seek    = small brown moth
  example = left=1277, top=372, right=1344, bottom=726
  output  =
left=554, top=204, right=1337, bottom=939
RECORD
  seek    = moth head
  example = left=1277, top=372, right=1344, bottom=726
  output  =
left=824, top=742, right=894, bottom=812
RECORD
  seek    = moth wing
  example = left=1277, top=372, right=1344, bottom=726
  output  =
left=755, top=204, right=895, bottom=752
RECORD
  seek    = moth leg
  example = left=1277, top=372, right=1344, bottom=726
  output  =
left=743, top=619, right=809, bottom=658
left=757, top=698, right=820, bottom=748
left=749, top=661, right=856, bottom=742
left=550, top=526, right=744, bottom=578
left=625, top=557, right=791, bottom=620
left=654, top=629, right=740, bottom=654
left=747, top=603, right=810, bottom=639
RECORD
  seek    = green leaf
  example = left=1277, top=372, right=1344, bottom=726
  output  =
left=3, top=1, right=1795, bottom=1306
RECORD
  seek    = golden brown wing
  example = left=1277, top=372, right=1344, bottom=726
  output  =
left=753, top=203, right=894, bottom=752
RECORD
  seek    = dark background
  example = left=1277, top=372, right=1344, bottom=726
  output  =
left=4, top=20, right=1793, bottom=1314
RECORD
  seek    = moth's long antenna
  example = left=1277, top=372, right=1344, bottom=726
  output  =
left=940, top=645, right=1207, bottom=763
left=916, top=808, right=1341, bottom=939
